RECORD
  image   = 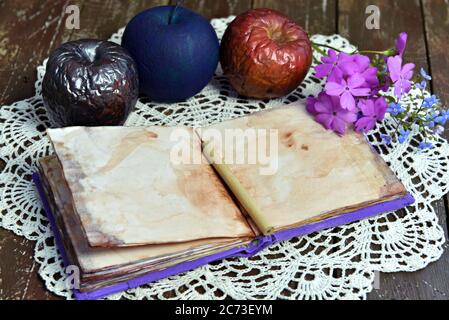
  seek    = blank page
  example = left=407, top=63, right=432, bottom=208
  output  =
left=47, top=126, right=253, bottom=247
left=201, top=103, right=407, bottom=234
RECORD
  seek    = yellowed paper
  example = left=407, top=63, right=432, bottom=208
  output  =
left=199, top=103, right=407, bottom=234
left=47, top=126, right=254, bottom=247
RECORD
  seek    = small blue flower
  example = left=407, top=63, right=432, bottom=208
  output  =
left=434, top=125, right=445, bottom=136
left=387, top=102, right=404, bottom=116
left=422, top=95, right=439, bottom=109
left=435, top=110, right=449, bottom=125
left=398, top=129, right=410, bottom=144
left=418, top=142, right=434, bottom=150
left=425, top=112, right=438, bottom=128
left=380, top=134, right=392, bottom=145
left=420, top=68, right=432, bottom=81
left=442, top=109, right=449, bottom=119
left=416, top=81, right=427, bottom=90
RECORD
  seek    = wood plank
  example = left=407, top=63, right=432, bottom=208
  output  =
left=0, top=228, right=59, bottom=299
left=339, top=0, right=428, bottom=72
left=69, top=0, right=168, bottom=40
left=338, top=0, right=449, bottom=300
left=253, top=0, right=337, bottom=35
left=422, top=0, right=449, bottom=105
left=0, top=0, right=168, bottom=106
left=0, top=0, right=81, bottom=105
left=422, top=0, right=449, bottom=147
left=171, top=0, right=252, bottom=20
left=421, top=0, right=449, bottom=300
left=0, top=0, right=78, bottom=300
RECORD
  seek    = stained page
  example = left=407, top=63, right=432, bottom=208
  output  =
left=40, top=156, right=246, bottom=271
left=200, top=103, right=407, bottom=234
left=47, top=126, right=253, bottom=247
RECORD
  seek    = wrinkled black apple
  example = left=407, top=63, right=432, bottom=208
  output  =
left=42, top=39, right=139, bottom=127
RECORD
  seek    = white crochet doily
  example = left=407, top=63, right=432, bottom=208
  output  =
left=1, top=16, right=448, bottom=300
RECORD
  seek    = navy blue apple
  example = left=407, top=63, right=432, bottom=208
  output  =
left=122, top=5, right=219, bottom=103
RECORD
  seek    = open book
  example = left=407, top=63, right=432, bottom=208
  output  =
left=34, top=102, right=414, bottom=299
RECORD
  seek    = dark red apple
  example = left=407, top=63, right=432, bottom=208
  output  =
left=220, top=8, right=312, bottom=99
left=42, top=39, right=139, bottom=127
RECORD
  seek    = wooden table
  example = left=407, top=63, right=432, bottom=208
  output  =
left=0, top=0, right=448, bottom=300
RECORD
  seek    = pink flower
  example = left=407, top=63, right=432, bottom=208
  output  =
left=314, top=50, right=346, bottom=81
left=355, top=97, right=388, bottom=132
left=387, top=55, right=415, bottom=98
left=306, top=96, right=318, bottom=115
left=315, top=49, right=338, bottom=78
left=360, top=66, right=379, bottom=88
left=325, top=74, right=371, bottom=111
left=340, top=54, right=379, bottom=90
left=395, top=32, right=408, bottom=57
left=309, top=92, right=357, bottom=135
left=340, top=54, right=370, bottom=76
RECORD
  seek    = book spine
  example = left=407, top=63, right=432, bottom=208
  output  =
left=202, top=141, right=274, bottom=235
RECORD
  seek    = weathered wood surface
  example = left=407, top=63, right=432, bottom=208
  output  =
left=0, top=0, right=448, bottom=300
left=172, top=0, right=252, bottom=19
left=0, top=0, right=73, bottom=106
left=253, top=0, right=337, bottom=35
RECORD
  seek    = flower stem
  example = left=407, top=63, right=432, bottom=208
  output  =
left=312, top=55, right=321, bottom=65
left=310, top=41, right=342, bottom=54
left=311, top=42, right=328, bottom=56
left=310, top=41, right=395, bottom=57
left=356, top=50, right=387, bottom=55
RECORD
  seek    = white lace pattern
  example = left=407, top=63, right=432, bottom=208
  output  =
left=0, top=16, right=447, bottom=300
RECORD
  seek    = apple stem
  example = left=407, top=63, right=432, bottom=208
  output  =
left=168, top=0, right=185, bottom=24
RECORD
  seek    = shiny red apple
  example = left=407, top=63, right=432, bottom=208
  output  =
left=220, top=8, right=313, bottom=99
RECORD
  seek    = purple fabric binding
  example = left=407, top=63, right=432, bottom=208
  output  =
left=32, top=173, right=415, bottom=300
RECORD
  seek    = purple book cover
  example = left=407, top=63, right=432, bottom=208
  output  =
left=32, top=173, right=414, bottom=300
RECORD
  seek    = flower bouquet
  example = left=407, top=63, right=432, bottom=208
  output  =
left=308, top=33, right=447, bottom=150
